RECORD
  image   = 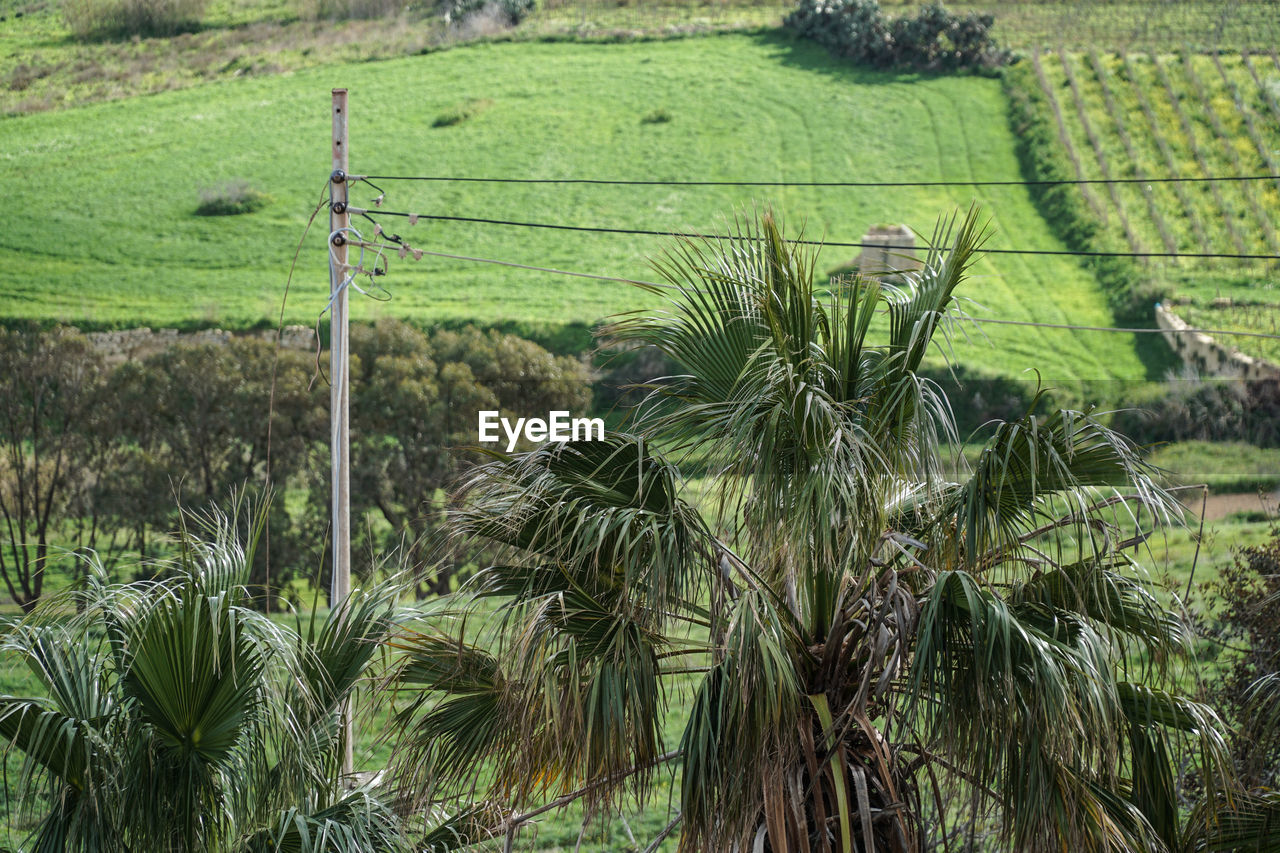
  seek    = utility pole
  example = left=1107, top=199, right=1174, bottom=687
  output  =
left=328, top=87, right=354, bottom=777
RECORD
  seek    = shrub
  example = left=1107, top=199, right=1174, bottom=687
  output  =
left=195, top=179, right=271, bottom=216
left=442, top=0, right=533, bottom=27
left=62, top=0, right=207, bottom=39
left=784, top=0, right=1010, bottom=71
left=1201, top=529, right=1280, bottom=789
left=1109, top=377, right=1280, bottom=449
left=432, top=98, right=493, bottom=127
left=640, top=108, right=671, bottom=124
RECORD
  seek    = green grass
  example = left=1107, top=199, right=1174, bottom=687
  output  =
left=1149, top=440, right=1280, bottom=494
left=4, top=0, right=1278, bottom=117
left=0, top=0, right=788, bottom=117
left=0, top=34, right=1154, bottom=381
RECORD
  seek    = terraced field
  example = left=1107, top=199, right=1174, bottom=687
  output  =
left=1026, top=47, right=1280, bottom=363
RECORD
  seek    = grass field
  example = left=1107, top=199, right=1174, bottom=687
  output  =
left=5, top=0, right=1278, bottom=117
left=1, top=34, right=1163, bottom=381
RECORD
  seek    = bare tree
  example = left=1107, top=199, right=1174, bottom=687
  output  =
left=0, top=327, right=106, bottom=611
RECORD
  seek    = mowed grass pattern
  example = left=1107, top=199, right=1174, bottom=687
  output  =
left=1, top=34, right=1150, bottom=379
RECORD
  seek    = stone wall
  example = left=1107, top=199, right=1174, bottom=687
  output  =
left=1155, top=303, right=1280, bottom=381
left=85, top=326, right=316, bottom=364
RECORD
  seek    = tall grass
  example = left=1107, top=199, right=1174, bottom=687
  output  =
left=301, top=0, right=405, bottom=21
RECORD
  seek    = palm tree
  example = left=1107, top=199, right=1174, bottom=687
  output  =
left=0, top=505, right=412, bottom=852
left=388, top=208, right=1236, bottom=852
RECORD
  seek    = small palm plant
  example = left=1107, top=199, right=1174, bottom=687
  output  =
left=386, top=207, right=1244, bottom=852
left=0, top=507, right=406, bottom=852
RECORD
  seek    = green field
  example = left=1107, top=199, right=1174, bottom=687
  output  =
left=1020, top=46, right=1280, bottom=362
left=1, top=34, right=1161, bottom=381
left=5, top=0, right=1278, bottom=118
left=4, top=5, right=1279, bottom=847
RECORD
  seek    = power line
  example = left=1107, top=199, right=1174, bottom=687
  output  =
left=353, top=240, right=1280, bottom=342
left=350, top=241, right=678, bottom=290
left=963, top=316, right=1280, bottom=341
left=355, top=173, right=1280, bottom=189
left=349, top=208, right=1280, bottom=261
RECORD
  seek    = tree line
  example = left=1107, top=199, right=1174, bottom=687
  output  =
left=0, top=321, right=591, bottom=612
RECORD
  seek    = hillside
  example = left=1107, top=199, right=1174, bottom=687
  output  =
left=0, top=34, right=1158, bottom=381
left=1014, top=47, right=1280, bottom=364
left=4, top=0, right=1278, bottom=117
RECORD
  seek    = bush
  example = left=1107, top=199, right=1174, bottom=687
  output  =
left=442, top=0, right=533, bottom=27
left=641, top=108, right=672, bottom=124
left=62, top=0, right=207, bottom=39
left=1109, top=377, right=1280, bottom=449
left=432, top=98, right=493, bottom=127
left=784, top=0, right=1010, bottom=71
left=1201, top=529, right=1280, bottom=788
left=195, top=180, right=271, bottom=216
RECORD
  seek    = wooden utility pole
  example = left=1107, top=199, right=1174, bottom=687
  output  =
left=328, top=87, right=354, bottom=776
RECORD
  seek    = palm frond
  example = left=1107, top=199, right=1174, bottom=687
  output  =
left=679, top=589, right=802, bottom=851
left=1184, top=791, right=1280, bottom=853
left=935, top=403, right=1180, bottom=573
left=244, top=788, right=405, bottom=853
left=454, top=433, right=713, bottom=623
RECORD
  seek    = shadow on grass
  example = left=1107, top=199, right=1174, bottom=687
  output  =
left=746, top=28, right=979, bottom=87
left=1134, top=327, right=1181, bottom=380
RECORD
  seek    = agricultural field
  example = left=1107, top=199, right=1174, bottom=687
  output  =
left=3, top=0, right=1280, bottom=849
left=1016, top=46, right=1280, bottom=363
left=5, top=0, right=1278, bottom=118
left=0, top=34, right=1158, bottom=381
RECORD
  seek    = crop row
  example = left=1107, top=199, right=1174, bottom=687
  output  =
left=1086, top=49, right=1177, bottom=253
left=1210, top=52, right=1280, bottom=199
left=1028, top=49, right=1109, bottom=225
left=1056, top=47, right=1147, bottom=255
left=1027, top=49, right=1280, bottom=365
left=1177, top=53, right=1279, bottom=253
left=1118, top=53, right=1212, bottom=254
left=965, top=1, right=1280, bottom=52
left=1040, top=48, right=1280, bottom=260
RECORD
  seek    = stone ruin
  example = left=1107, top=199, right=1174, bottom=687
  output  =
left=853, top=224, right=923, bottom=280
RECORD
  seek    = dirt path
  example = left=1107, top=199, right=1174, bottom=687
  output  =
left=1180, top=490, right=1279, bottom=521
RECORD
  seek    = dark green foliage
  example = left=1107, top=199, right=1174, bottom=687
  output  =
left=1202, top=530, right=1280, bottom=789
left=0, top=322, right=586, bottom=610
left=442, top=0, right=533, bottom=26
left=345, top=320, right=593, bottom=597
left=1110, top=377, right=1280, bottom=449
left=784, top=0, right=1011, bottom=71
left=104, top=337, right=323, bottom=599
left=0, top=512, right=410, bottom=851
left=0, top=327, right=109, bottom=611
left=1003, top=61, right=1162, bottom=322
left=195, top=180, right=271, bottom=216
